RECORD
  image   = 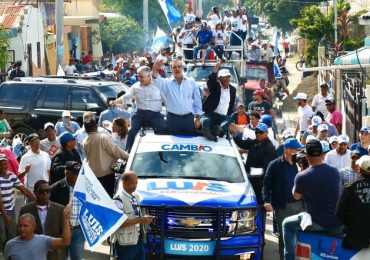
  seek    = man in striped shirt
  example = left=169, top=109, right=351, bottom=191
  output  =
left=0, top=153, right=35, bottom=252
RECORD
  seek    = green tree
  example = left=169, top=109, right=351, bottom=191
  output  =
left=244, top=0, right=324, bottom=32
left=100, top=16, right=144, bottom=53
left=0, top=26, right=11, bottom=68
left=100, top=0, right=185, bottom=32
left=291, top=5, right=334, bottom=65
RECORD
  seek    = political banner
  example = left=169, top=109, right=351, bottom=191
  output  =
left=74, top=162, right=127, bottom=249
left=158, top=0, right=182, bottom=26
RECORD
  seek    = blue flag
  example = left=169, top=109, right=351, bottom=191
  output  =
left=151, top=27, right=170, bottom=52
left=273, top=30, right=280, bottom=57
left=158, top=0, right=182, bottom=25
left=74, top=162, right=127, bottom=249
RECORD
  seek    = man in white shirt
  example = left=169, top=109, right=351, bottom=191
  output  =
left=261, top=41, right=274, bottom=63
left=325, top=135, right=351, bottom=171
left=64, top=59, right=77, bottom=76
left=18, top=134, right=51, bottom=191
left=201, top=60, right=236, bottom=141
left=312, top=83, right=332, bottom=117
left=40, top=122, right=60, bottom=159
left=293, top=93, right=314, bottom=137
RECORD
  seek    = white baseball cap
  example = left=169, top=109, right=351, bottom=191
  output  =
left=329, top=136, right=338, bottom=144
left=44, top=122, right=55, bottom=130
left=62, top=111, right=71, bottom=117
left=218, top=69, right=231, bottom=78
left=318, top=124, right=329, bottom=132
left=282, top=129, right=294, bottom=139
left=311, top=116, right=322, bottom=127
left=293, top=92, right=308, bottom=100
left=356, top=155, right=370, bottom=173
left=337, top=134, right=350, bottom=144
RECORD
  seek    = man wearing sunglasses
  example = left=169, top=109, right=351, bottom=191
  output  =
left=230, top=122, right=278, bottom=254
left=19, top=180, right=65, bottom=260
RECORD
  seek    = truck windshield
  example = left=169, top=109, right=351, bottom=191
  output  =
left=131, top=151, right=244, bottom=183
left=186, top=66, right=237, bottom=84
left=99, top=84, right=129, bottom=101
left=244, top=67, right=268, bottom=80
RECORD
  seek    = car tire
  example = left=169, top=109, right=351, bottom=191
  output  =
left=13, top=127, right=33, bottom=144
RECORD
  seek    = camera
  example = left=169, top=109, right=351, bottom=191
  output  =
left=292, top=152, right=308, bottom=168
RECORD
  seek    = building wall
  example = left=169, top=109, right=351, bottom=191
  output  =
left=9, top=6, right=46, bottom=76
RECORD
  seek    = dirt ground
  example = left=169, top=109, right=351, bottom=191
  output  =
left=283, top=74, right=319, bottom=112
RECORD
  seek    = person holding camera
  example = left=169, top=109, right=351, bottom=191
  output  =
left=55, top=111, right=80, bottom=136
left=262, top=138, right=305, bottom=260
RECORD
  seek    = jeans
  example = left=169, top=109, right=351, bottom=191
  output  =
left=167, top=112, right=194, bottom=135
left=115, top=239, right=145, bottom=260
left=201, top=113, right=230, bottom=134
left=193, top=44, right=211, bottom=60
left=275, top=201, right=305, bottom=260
left=282, top=212, right=343, bottom=260
left=213, top=45, right=224, bottom=59
left=126, top=110, right=167, bottom=152
left=0, top=210, right=16, bottom=253
left=62, top=226, right=85, bottom=260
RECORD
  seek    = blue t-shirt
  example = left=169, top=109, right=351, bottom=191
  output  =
left=294, top=163, right=341, bottom=228
left=349, top=142, right=368, bottom=157
left=196, top=30, right=214, bottom=45
left=5, top=234, right=53, bottom=260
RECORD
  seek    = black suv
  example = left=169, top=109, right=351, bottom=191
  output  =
left=0, top=77, right=129, bottom=138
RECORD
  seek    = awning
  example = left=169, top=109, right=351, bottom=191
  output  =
left=334, top=46, right=370, bottom=65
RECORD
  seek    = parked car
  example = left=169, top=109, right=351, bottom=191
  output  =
left=0, top=77, right=130, bottom=142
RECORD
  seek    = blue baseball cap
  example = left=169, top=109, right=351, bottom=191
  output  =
left=260, top=115, right=273, bottom=128
left=255, top=123, right=268, bottom=132
left=59, top=132, right=75, bottom=146
left=284, top=138, right=304, bottom=150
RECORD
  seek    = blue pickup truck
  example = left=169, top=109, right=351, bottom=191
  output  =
left=124, top=132, right=264, bottom=259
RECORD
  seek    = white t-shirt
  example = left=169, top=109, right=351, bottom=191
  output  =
left=230, top=16, right=241, bottom=32
left=180, top=28, right=196, bottom=44
left=64, top=65, right=76, bottom=75
left=240, top=15, right=248, bottom=32
left=214, top=30, right=226, bottom=45
left=261, top=47, right=274, bottom=63
left=311, top=93, right=332, bottom=117
left=19, top=150, right=51, bottom=189
left=208, top=13, right=220, bottom=29
left=298, top=104, right=314, bottom=132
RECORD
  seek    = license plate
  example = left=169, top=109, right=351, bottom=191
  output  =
left=164, top=239, right=215, bottom=256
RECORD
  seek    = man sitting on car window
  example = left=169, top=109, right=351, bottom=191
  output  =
left=193, top=22, right=214, bottom=63
left=201, top=60, right=236, bottom=141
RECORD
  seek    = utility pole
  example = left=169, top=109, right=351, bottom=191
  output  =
left=334, top=0, right=338, bottom=45
left=56, top=0, right=64, bottom=70
left=143, top=0, right=148, bottom=44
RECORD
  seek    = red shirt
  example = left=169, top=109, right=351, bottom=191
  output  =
left=82, top=54, right=93, bottom=65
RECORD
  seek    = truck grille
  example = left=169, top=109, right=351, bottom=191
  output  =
left=143, top=206, right=232, bottom=238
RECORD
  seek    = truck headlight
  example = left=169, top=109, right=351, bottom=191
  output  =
left=228, top=209, right=257, bottom=234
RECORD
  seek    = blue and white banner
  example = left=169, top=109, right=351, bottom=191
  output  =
left=151, top=27, right=169, bottom=52
left=158, top=0, right=182, bottom=25
left=272, top=30, right=280, bottom=57
left=74, top=162, right=127, bottom=249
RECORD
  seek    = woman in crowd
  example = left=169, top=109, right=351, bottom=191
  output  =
left=111, top=117, right=129, bottom=151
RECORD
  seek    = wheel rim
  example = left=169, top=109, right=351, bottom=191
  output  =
left=13, top=133, right=28, bottom=145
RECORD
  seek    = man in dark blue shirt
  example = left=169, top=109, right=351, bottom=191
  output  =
left=193, top=22, right=214, bottom=62
left=349, top=126, right=370, bottom=156
left=263, top=138, right=305, bottom=260
left=282, top=139, right=342, bottom=260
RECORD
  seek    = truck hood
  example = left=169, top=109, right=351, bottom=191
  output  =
left=136, top=178, right=257, bottom=208
left=243, top=81, right=260, bottom=90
